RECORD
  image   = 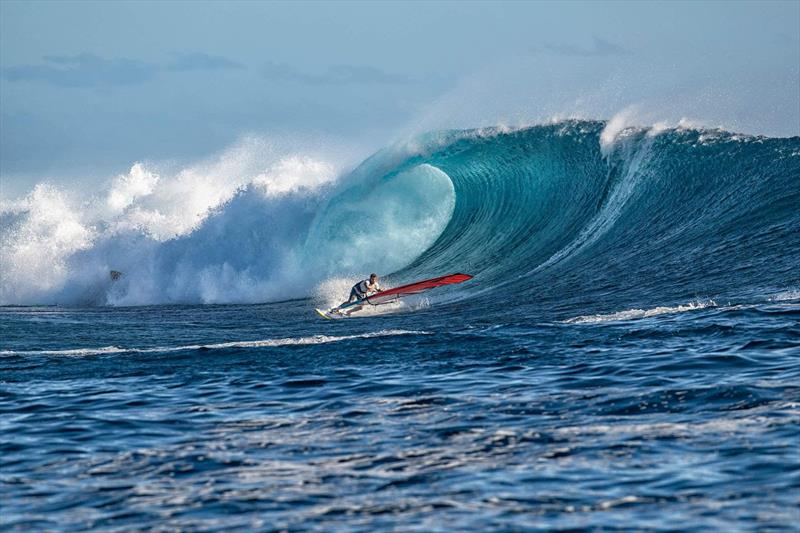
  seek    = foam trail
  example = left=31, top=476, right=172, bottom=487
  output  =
left=768, top=290, right=800, bottom=302
left=0, top=330, right=430, bottom=357
left=563, top=300, right=717, bottom=324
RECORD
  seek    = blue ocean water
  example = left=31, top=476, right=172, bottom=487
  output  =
left=2, top=121, right=799, bottom=530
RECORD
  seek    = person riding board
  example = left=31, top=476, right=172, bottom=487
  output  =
left=337, top=273, right=382, bottom=314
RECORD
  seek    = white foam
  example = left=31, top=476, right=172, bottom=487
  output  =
left=105, top=163, right=159, bottom=212
left=0, top=184, right=95, bottom=299
left=563, top=299, right=716, bottom=324
left=1, top=138, right=343, bottom=305
left=676, top=117, right=705, bottom=131
left=100, top=138, right=338, bottom=242
left=313, top=276, right=363, bottom=311
left=553, top=405, right=799, bottom=439
left=253, top=156, right=336, bottom=197
left=0, top=329, right=429, bottom=357
left=599, top=105, right=639, bottom=156
left=0, top=136, right=456, bottom=306
left=601, top=109, right=714, bottom=154
left=768, top=289, right=800, bottom=302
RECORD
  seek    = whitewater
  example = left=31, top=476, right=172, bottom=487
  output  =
left=2, top=118, right=799, bottom=531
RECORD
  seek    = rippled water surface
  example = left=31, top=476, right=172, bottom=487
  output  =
left=3, top=296, right=799, bottom=531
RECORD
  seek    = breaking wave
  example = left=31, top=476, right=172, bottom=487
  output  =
left=2, top=120, right=798, bottom=317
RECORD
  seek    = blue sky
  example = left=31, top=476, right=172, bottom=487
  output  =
left=1, top=0, right=798, bottom=196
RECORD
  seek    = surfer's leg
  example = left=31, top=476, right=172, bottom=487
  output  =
left=337, top=288, right=358, bottom=311
left=349, top=287, right=366, bottom=304
left=345, top=304, right=363, bottom=316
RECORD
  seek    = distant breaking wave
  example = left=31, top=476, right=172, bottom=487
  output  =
left=562, top=300, right=717, bottom=324
left=1, top=120, right=798, bottom=317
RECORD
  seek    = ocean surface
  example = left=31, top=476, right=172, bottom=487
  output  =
left=2, top=120, right=799, bottom=531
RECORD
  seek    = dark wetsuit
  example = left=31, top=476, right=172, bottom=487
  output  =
left=347, top=279, right=380, bottom=303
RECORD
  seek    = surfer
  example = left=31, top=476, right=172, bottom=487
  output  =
left=331, top=274, right=383, bottom=317
left=315, top=273, right=471, bottom=319
left=343, top=273, right=382, bottom=305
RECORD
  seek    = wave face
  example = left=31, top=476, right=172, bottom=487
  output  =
left=375, top=121, right=800, bottom=315
left=1, top=121, right=798, bottom=310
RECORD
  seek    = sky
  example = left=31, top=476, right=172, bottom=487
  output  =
left=1, top=0, right=798, bottom=197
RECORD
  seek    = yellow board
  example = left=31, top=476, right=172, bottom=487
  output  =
left=314, top=308, right=333, bottom=320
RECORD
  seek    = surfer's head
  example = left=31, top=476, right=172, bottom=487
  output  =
left=370, top=273, right=378, bottom=282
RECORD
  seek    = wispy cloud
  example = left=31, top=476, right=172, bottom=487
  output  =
left=3, top=54, right=158, bottom=87
left=262, top=63, right=411, bottom=85
left=2, top=52, right=246, bottom=87
left=3, top=54, right=410, bottom=89
left=541, top=36, right=632, bottom=57
left=166, top=53, right=244, bottom=72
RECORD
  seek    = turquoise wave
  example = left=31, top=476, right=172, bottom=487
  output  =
left=2, top=120, right=797, bottom=308
left=311, top=121, right=800, bottom=314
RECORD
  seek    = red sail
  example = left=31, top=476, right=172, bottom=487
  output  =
left=363, top=273, right=473, bottom=305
